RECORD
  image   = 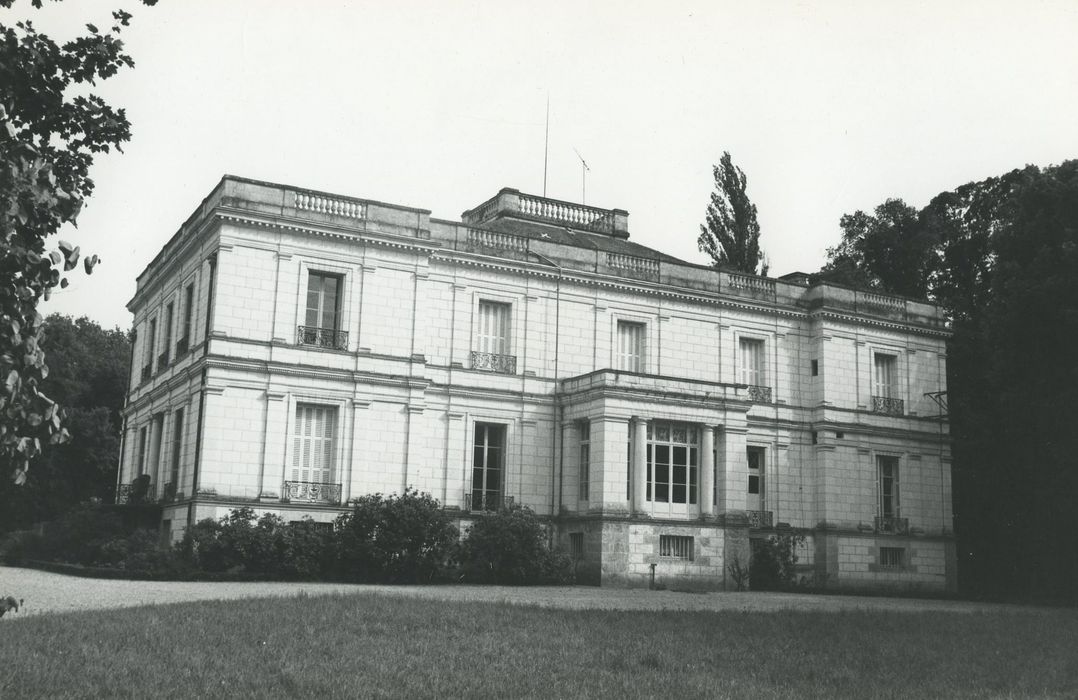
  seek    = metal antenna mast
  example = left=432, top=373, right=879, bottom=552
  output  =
left=573, top=146, right=589, bottom=203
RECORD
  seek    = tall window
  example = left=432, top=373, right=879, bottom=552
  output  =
left=739, top=337, right=765, bottom=386
left=152, top=413, right=165, bottom=486
left=472, top=423, right=505, bottom=511
left=179, top=283, right=194, bottom=353
left=578, top=421, right=590, bottom=501
left=617, top=320, right=646, bottom=373
left=476, top=300, right=511, bottom=356
left=473, top=301, right=515, bottom=373
left=877, top=455, right=900, bottom=518
left=160, top=302, right=173, bottom=368
left=170, top=408, right=184, bottom=486
left=292, top=405, right=337, bottom=484
left=646, top=422, right=699, bottom=504
left=747, top=446, right=765, bottom=500
left=301, top=272, right=344, bottom=349
left=143, top=317, right=157, bottom=377
left=137, top=426, right=148, bottom=475
left=874, top=353, right=897, bottom=398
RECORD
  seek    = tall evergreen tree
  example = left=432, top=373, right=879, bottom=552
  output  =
left=697, top=152, right=765, bottom=274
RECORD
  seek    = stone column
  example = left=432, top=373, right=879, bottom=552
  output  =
left=593, top=417, right=629, bottom=514
left=717, top=415, right=749, bottom=514
left=259, top=392, right=288, bottom=501
left=700, top=425, right=715, bottom=518
left=632, top=416, right=648, bottom=513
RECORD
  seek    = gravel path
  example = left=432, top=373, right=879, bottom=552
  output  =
left=0, top=565, right=1040, bottom=618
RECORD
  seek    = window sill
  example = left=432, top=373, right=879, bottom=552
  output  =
left=868, top=564, right=919, bottom=574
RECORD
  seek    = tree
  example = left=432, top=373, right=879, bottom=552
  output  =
left=816, top=160, right=1078, bottom=602
left=697, top=152, right=765, bottom=274
left=818, top=198, right=936, bottom=298
left=0, top=315, right=130, bottom=533
left=0, top=0, right=154, bottom=485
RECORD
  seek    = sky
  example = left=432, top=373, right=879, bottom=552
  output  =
left=12, top=0, right=1078, bottom=329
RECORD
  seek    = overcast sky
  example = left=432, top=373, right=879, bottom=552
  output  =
left=16, top=0, right=1078, bottom=329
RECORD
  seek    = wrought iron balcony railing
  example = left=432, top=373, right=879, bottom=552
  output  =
left=282, top=480, right=343, bottom=505
left=746, top=385, right=773, bottom=403
left=746, top=510, right=774, bottom=529
left=465, top=491, right=513, bottom=513
left=140, top=364, right=152, bottom=382
left=872, top=395, right=904, bottom=415
left=874, top=516, right=910, bottom=535
left=471, top=351, right=517, bottom=375
left=160, top=481, right=177, bottom=503
left=297, top=325, right=349, bottom=351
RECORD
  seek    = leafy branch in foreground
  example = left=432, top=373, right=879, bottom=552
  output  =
left=0, top=1, right=155, bottom=483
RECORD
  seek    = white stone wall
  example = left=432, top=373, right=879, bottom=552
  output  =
left=124, top=181, right=953, bottom=590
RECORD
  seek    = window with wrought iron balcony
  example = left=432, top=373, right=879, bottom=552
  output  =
left=872, top=352, right=903, bottom=415
left=875, top=455, right=909, bottom=534
left=282, top=404, right=342, bottom=505
left=297, top=271, right=348, bottom=351
left=471, top=300, right=516, bottom=374
left=739, top=336, right=771, bottom=403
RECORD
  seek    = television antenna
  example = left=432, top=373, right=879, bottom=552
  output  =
left=573, top=146, right=590, bottom=204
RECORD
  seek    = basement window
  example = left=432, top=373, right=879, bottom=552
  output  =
left=569, top=532, right=584, bottom=560
left=659, top=535, right=694, bottom=561
left=879, top=546, right=905, bottom=569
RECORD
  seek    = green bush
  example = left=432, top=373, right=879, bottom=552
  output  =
left=750, top=532, right=805, bottom=591
left=459, top=503, right=574, bottom=585
left=335, top=489, right=458, bottom=583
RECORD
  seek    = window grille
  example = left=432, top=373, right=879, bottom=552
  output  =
left=879, top=547, right=904, bottom=568
left=569, top=533, right=584, bottom=560
left=659, top=535, right=694, bottom=561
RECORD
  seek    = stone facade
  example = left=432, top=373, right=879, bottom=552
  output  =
left=121, top=177, right=955, bottom=592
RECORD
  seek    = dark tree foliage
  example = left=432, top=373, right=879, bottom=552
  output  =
left=0, top=0, right=154, bottom=485
left=818, top=161, right=1078, bottom=602
left=698, top=152, right=765, bottom=274
left=0, top=315, right=130, bottom=533
left=818, top=198, right=937, bottom=298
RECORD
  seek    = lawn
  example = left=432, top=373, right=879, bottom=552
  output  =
left=1, top=593, right=1076, bottom=699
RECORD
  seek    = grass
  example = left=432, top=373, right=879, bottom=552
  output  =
left=1, top=593, right=1077, bottom=699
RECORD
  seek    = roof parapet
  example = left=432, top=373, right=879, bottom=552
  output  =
left=462, top=187, right=629, bottom=239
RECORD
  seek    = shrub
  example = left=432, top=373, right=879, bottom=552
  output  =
left=750, top=532, right=805, bottom=591
left=459, top=503, right=574, bottom=585
left=0, top=528, right=44, bottom=564
left=336, top=489, right=458, bottom=583
left=179, top=508, right=335, bottom=579
left=18, top=503, right=126, bottom=565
